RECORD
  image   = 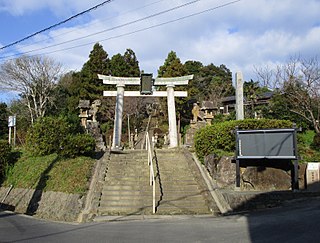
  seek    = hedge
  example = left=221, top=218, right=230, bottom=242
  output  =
left=59, top=134, right=95, bottom=158
left=26, top=116, right=95, bottom=158
left=194, top=119, right=293, bottom=161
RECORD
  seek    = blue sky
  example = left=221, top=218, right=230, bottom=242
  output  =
left=1, top=0, right=320, bottom=103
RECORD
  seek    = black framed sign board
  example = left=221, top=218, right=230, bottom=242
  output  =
left=235, top=127, right=299, bottom=190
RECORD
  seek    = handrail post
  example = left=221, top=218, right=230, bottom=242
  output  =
left=145, top=131, right=156, bottom=214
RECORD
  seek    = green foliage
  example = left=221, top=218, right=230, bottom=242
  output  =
left=110, top=49, right=140, bottom=79
left=59, top=134, right=95, bottom=158
left=26, top=117, right=70, bottom=156
left=4, top=152, right=58, bottom=188
left=110, top=53, right=128, bottom=76
left=80, top=43, right=110, bottom=101
left=100, top=121, right=113, bottom=134
left=7, top=100, right=32, bottom=145
left=158, top=51, right=186, bottom=77
left=26, top=116, right=95, bottom=158
left=44, top=156, right=95, bottom=194
left=261, top=91, right=310, bottom=130
left=194, top=119, right=293, bottom=161
left=311, top=133, right=320, bottom=151
left=123, top=48, right=140, bottom=77
left=3, top=150, right=95, bottom=195
left=0, top=140, right=11, bottom=180
left=0, top=103, right=8, bottom=140
left=297, top=130, right=320, bottom=162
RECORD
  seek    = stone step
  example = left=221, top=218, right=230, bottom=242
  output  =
left=104, top=178, right=149, bottom=183
left=155, top=206, right=210, bottom=215
left=98, top=206, right=153, bottom=215
left=95, top=149, right=215, bottom=216
left=108, top=160, right=147, bottom=165
left=102, top=185, right=153, bottom=191
left=101, top=190, right=146, bottom=196
left=99, top=199, right=153, bottom=207
left=159, top=185, right=200, bottom=191
left=100, top=194, right=153, bottom=201
left=158, top=199, right=208, bottom=207
left=110, top=154, right=148, bottom=159
left=105, top=172, right=149, bottom=179
left=106, top=166, right=148, bottom=171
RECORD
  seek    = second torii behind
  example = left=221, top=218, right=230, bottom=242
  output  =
left=98, top=74, right=193, bottom=149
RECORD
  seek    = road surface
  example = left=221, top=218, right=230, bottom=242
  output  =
left=1, top=197, right=320, bottom=243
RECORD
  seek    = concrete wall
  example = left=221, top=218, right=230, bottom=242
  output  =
left=0, top=187, right=84, bottom=222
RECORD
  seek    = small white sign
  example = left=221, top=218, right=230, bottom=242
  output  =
left=8, top=116, right=16, bottom=127
left=307, top=162, right=320, bottom=171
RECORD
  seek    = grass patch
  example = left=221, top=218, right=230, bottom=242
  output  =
left=298, top=130, right=320, bottom=162
left=45, top=156, right=95, bottom=194
left=2, top=150, right=96, bottom=195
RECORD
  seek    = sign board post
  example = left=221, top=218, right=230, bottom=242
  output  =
left=8, top=115, right=16, bottom=146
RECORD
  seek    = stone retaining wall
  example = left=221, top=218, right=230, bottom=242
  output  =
left=220, top=190, right=320, bottom=212
left=0, top=187, right=84, bottom=222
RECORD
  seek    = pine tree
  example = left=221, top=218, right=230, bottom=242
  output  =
left=123, top=48, right=140, bottom=77
left=110, top=54, right=127, bottom=77
left=79, top=43, right=110, bottom=100
left=158, top=51, right=186, bottom=78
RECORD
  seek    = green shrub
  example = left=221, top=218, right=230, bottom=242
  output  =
left=59, top=134, right=95, bottom=158
left=0, top=140, right=11, bottom=179
left=194, top=119, right=293, bottom=161
left=26, top=116, right=95, bottom=158
left=311, top=133, right=320, bottom=151
left=26, top=117, right=70, bottom=156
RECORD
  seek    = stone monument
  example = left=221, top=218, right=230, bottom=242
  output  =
left=235, top=71, right=244, bottom=120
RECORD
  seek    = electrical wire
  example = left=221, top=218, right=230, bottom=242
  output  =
left=0, top=0, right=114, bottom=50
left=1, top=0, right=241, bottom=61
left=0, top=0, right=200, bottom=59
left=13, top=0, right=168, bottom=51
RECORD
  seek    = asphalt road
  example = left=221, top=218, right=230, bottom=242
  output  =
left=1, top=197, right=320, bottom=243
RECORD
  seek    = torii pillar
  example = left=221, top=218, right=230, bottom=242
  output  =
left=154, top=76, right=192, bottom=148
left=98, top=74, right=193, bottom=149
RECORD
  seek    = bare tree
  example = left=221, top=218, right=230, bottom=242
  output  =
left=256, top=56, right=320, bottom=133
left=0, top=55, right=62, bottom=123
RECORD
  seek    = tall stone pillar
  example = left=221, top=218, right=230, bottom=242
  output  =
left=235, top=71, right=244, bottom=120
left=113, top=84, right=125, bottom=149
left=167, top=84, right=178, bottom=147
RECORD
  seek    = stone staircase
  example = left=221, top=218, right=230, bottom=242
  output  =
left=96, top=149, right=218, bottom=216
left=97, top=151, right=154, bottom=215
left=154, top=149, right=216, bottom=214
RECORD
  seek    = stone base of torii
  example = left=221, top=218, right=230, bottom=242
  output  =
left=98, top=74, right=193, bottom=150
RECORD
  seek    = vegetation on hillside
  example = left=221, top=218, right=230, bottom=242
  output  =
left=0, top=43, right=319, bottom=192
left=2, top=150, right=95, bottom=195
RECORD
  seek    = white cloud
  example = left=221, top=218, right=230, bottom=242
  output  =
left=1, top=0, right=320, bottom=83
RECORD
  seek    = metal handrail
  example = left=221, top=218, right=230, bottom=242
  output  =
left=145, top=131, right=156, bottom=214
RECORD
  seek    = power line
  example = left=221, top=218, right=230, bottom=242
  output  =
left=13, top=0, right=168, bottom=51
left=0, top=0, right=200, bottom=59
left=0, top=0, right=114, bottom=51
left=1, top=0, right=241, bottom=60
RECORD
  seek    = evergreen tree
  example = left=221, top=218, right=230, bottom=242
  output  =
left=79, top=43, right=110, bottom=100
left=0, top=102, right=8, bottom=140
left=110, top=54, right=128, bottom=77
left=123, top=48, right=140, bottom=77
left=158, top=51, right=186, bottom=78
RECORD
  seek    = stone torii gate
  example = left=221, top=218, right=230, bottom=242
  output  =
left=98, top=74, right=193, bottom=149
